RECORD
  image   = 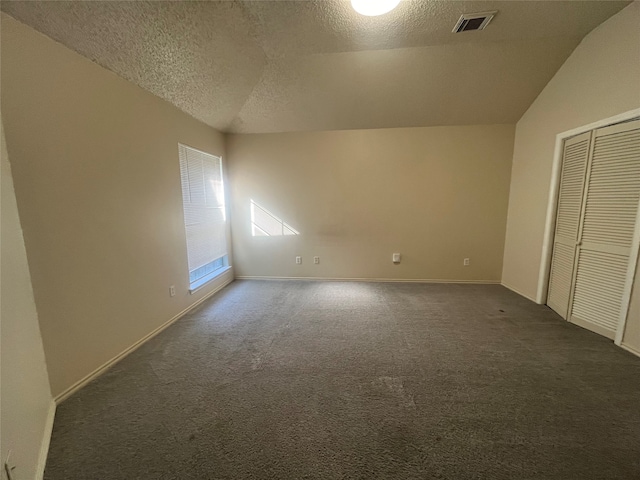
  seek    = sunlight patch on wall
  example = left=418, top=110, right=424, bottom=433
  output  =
left=251, top=200, right=299, bottom=236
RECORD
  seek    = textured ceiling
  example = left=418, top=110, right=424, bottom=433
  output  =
left=0, top=1, right=631, bottom=133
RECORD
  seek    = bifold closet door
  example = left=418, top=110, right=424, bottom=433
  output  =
left=568, top=120, right=640, bottom=339
left=547, top=131, right=592, bottom=319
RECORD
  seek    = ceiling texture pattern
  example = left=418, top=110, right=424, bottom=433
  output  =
left=1, top=0, right=630, bottom=133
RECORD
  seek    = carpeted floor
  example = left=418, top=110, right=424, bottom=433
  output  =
left=45, top=281, right=640, bottom=479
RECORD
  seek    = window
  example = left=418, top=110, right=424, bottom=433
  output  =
left=178, top=144, right=229, bottom=292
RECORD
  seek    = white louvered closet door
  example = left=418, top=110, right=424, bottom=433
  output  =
left=568, top=120, right=640, bottom=339
left=547, top=131, right=592, bottom=319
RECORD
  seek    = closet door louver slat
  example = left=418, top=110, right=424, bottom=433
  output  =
left=570, top=251, right=629, bottom=339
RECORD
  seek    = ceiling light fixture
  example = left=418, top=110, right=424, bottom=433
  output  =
left=351, top=0, right=401, bottom=17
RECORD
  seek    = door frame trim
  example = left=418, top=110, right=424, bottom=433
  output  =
left=536, top=108, right=640, bottom=345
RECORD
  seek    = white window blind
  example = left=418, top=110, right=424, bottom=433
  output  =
left=178, top=144, right=228, bottom=288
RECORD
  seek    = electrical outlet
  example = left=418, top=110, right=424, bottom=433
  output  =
left=295, top=256, right=302, bottom=264
left=314, top=256, right=320, bottom=264
left=463, top=258, right=470, bottom=266
left=169, top=285, right=176, bottom=297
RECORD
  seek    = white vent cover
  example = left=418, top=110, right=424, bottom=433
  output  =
left=453, top=11, right=497, bottom=33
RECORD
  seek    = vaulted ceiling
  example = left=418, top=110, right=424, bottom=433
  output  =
left=1, top=1, right=630, bottom=133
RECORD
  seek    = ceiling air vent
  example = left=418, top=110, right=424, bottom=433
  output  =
left=453, top=11, right=497, bottom=33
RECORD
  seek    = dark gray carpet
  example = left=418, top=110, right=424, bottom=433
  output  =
left=45, top=281, right=640, bottom=480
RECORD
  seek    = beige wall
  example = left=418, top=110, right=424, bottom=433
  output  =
left=1, top=118, right=53, bottom=479
left=1, top=14, right=233, bottom=397
left=501, top=2, right=640, bottom=352
left=227, top=125, right=515, bottom=281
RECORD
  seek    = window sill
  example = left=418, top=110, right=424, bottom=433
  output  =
left=189, top=266, right=232, bottom=294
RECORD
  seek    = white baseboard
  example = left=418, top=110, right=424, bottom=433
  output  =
left=54, top=275, right=233, bottom=404
left=501, top=282, right=538, bottom=303
left=235, top=275, right=500, bottom=284
left=620, top=342, right=640, bottom=358
left=36, top=400, right=56, bottom=479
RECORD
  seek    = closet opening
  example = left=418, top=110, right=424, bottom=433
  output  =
left=538, top=110, right=640, bottom=344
